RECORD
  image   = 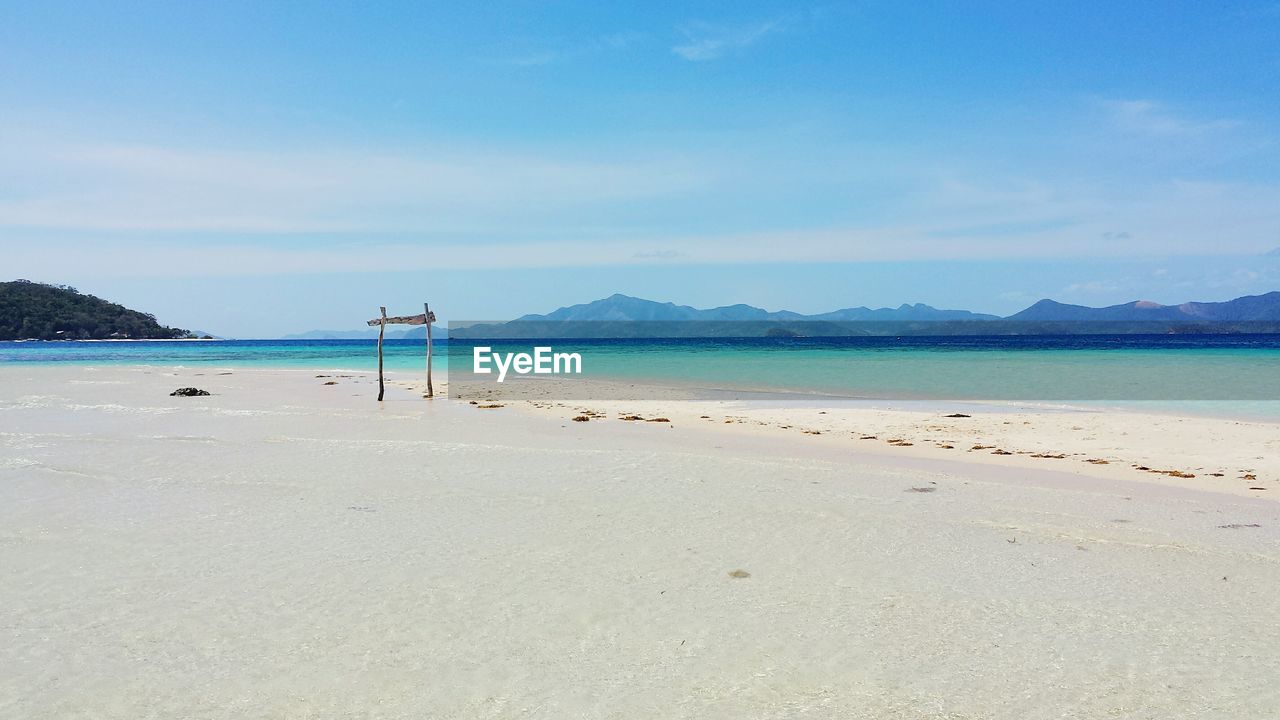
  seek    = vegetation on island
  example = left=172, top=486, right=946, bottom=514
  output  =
left=0, top=280, right=192, bottom=341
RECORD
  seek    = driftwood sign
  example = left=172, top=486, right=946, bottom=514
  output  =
left=367, top=303, right=437, bottom=401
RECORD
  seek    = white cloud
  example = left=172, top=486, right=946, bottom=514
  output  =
left=7, top=182, right=1279, bottom=280
left=4, top=102, right=1280, bottom=277
left=997, top=290, right=1036, bottom=304
left=489, top=31, right=644, bottom=67
left=499, top=52, right=558, bottom=67
left=1064, top=280, right=1121, bottom=296
left=0, top=134, right=711, bottom=233
left=1101, top=98, right=1241, bottom=136
left=672, top=20, right=780, bottom=61
left=633, top=249, right=684, bottom=259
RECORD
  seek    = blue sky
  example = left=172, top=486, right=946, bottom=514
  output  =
left=3, top=1, right=1279, bottom=336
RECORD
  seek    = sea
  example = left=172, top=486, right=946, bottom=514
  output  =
left=4, top=335, right=1280, bottom=417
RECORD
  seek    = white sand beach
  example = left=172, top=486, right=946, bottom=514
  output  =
left=3, top=365, right=1279, bottom=718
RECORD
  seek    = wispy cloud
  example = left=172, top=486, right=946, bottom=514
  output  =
left=633, top=249, right=684, bottom=259
left=9, top=176, right=1280, bottom=280
left=1063, top=280, right=1122, bottom=296
left=672, top=20, right=781, bottom=61
left=0, top=132, right=709, bottom=233
left=1101, top=98, right=1241, bottom=135
left=5, top=95, right=1280, bottom=279
left=489, top=31, right=644, bottom=67
left=500, top=52, right=559, bottom=68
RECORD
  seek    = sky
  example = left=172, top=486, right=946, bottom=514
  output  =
left=3, top=0, right=1280, bottom=337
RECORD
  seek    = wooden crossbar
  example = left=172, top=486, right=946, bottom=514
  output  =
left=367, top=305, right=437, bottom=402
left=366, top=312, right=434, bottom=326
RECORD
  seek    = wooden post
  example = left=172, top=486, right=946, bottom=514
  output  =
left=377, top=306, right=386, bottom=402
left=367, top=304, right=434, bottom=403
left=425, top=302, right=434, bottom=398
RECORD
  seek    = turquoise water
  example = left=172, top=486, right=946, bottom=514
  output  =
left=5, top=337, right=1280, bottom=412
left=0, top=339, right=442, bottom=371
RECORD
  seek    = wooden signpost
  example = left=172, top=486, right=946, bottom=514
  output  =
left=367, top=303, right=437, bottom=401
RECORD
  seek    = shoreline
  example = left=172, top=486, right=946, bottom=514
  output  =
left=8, top=362, right=1274, bottom=498
left=7, top=362, right=1277, bottom=504
left=392, top=370, right=1280, bottom=501
left=13, top=357, right=1279, bottom=421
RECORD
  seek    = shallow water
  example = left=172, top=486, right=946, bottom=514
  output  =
left=5, top=336, right=1280, bottom=415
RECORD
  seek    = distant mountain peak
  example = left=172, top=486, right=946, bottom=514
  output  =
left=287, top=291, right=1280, bottom=338
left=1009, top=291, right=1280, bottom=322
left=514, top=295, right=999, bottom=323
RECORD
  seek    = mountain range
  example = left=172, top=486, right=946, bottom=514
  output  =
left=284, top=291, right=1280, bottom=338
left=444, top=291, right=1280, bottom=338
left=1007, top=294, right=1280, bottom=322
left=12, top=279, right=1277, bottom=341
left=514, top=294, right=999, bottom=323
